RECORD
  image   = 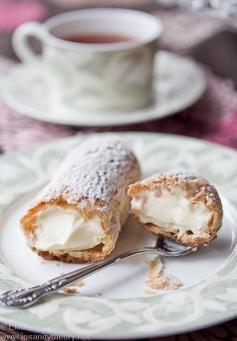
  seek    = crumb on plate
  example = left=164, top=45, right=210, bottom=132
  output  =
left=62, top=280, right=85, bottom=295
left=145, top=257, right=182, bottom=294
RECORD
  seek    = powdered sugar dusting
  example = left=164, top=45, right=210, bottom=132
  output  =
left=37, top=137, right=140, bottom=209
left=144, top=170, right=201, bottom=183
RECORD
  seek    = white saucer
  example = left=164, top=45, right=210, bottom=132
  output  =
left=1, top=51, right=206, bottom=126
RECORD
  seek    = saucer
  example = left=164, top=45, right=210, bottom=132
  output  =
left=1, top=51, right=206, bottom=126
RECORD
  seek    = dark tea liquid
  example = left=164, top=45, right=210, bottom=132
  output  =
left=63, top=33, right=133, bottom=44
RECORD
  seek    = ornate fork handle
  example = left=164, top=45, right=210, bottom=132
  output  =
left=0, top=245, right=192, bottom=308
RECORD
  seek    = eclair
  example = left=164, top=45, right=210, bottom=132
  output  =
left=128, top=171, right=223, bottom=247
left=21, top=137, right=140, bottom=263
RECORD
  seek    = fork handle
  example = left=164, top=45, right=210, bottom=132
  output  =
left=1, top=246, right=191, bottom=308
left=45, top=247, right=161, bottom=289
left=0, top=248, right=161, bottom=308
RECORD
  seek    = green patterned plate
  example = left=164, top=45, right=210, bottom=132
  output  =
left=0, top=132, right=237, bottom=339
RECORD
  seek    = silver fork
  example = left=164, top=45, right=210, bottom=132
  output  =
left=0, top=238, right=193, bottom=308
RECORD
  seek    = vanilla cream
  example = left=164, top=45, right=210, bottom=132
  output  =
left=131, top=187, right=211, bottom=235
left=33, top=206, right=105, bottom=251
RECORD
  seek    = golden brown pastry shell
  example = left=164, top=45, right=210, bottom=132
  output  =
left=128, top=172, right=223, bottom=247
left=20, top=199, right=120, bottom=263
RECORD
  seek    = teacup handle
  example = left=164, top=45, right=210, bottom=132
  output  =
left=12, top=22, right=46, bottom=63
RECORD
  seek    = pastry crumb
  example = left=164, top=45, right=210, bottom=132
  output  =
left=62, top=281, right=85, bottom=294
left=145, top=257, right=182, bottom=294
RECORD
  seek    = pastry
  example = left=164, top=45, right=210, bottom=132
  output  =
left=21, top=137, right=140, bottom=263
left=128, top=171, right=223, bottom=247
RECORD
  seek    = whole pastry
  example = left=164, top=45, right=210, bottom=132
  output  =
left=128, top=171, right=223, bottom=247
left=21, top=137, right=140, bottom=263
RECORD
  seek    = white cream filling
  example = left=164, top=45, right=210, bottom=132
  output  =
left=131, top=187, right=211, bottom=235
left=33, top=206, right=105, bottom=251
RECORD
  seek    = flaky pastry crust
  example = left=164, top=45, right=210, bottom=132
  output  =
left=128, top=171, right=223, bottom=247
left=21, top=138, right=140, bottom=263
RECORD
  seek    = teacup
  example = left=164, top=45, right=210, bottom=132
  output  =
left=12, top=9, right=162, bottom=112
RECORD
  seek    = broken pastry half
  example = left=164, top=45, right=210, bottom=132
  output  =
left=128, top=171, right=223, bottom=247
left=20, top=137, right=140, bottom=263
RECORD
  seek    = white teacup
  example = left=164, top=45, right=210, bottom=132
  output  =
left=12, top=9, right=162, bottom=112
